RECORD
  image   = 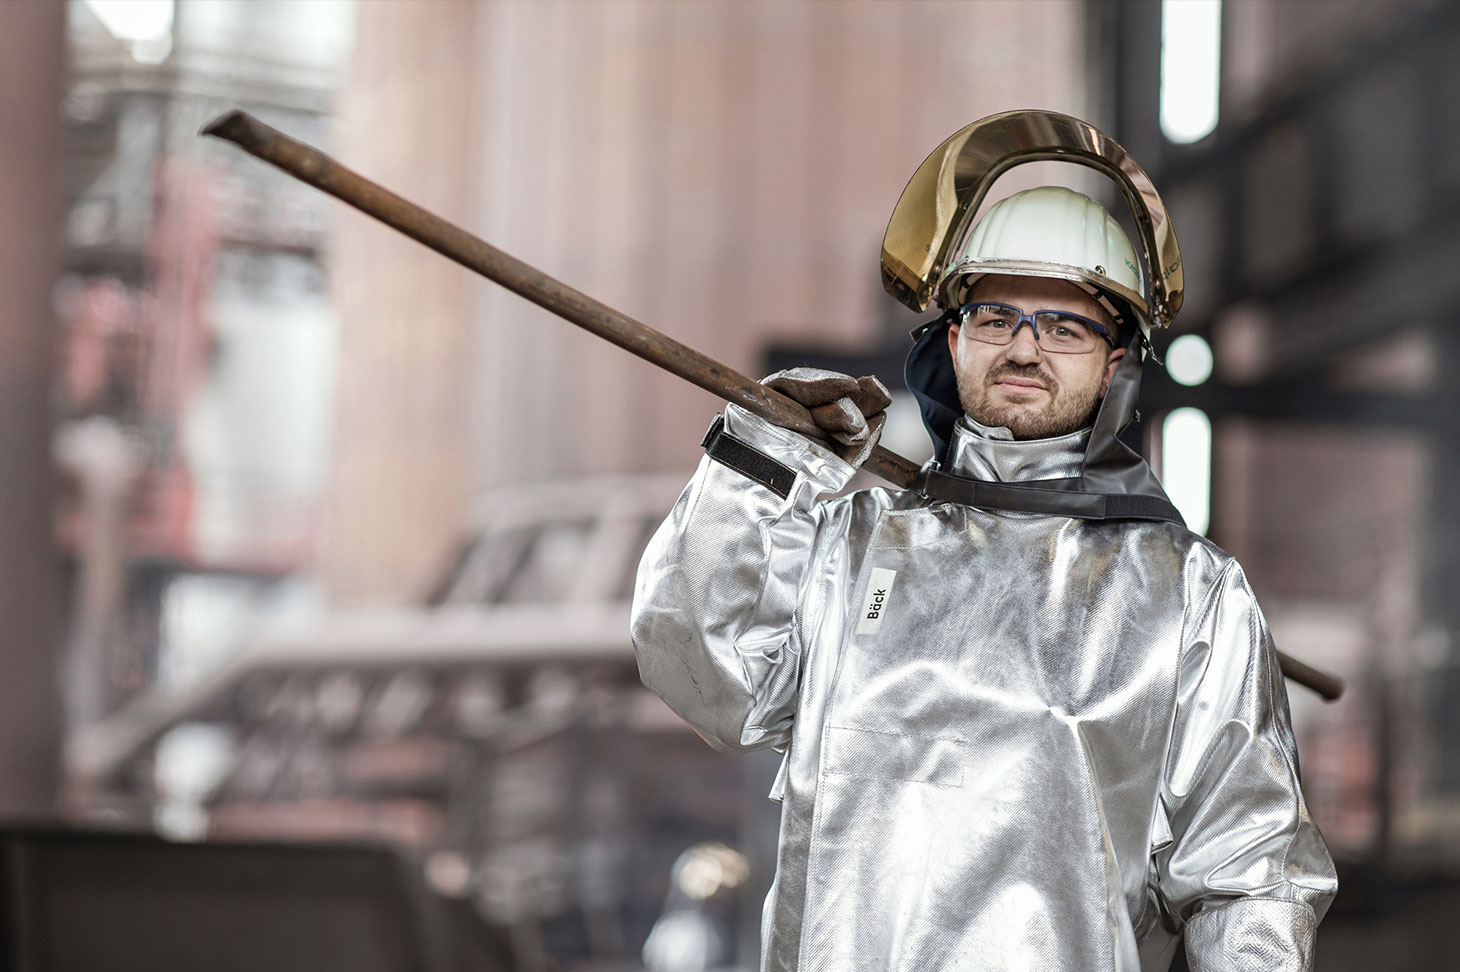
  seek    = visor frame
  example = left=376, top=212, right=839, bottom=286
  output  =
left=880, top=110, right=1184, bottom=330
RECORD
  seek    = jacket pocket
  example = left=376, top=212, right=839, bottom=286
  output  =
left=822, top=725, right=965, bottom=788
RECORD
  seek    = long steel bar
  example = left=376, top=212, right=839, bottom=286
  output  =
left=201, top=110, right=921, bottom=488
left=200, top=110, right=1343, bottom=702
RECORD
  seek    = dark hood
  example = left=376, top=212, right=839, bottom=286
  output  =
left=903, top=314, right=1183, bottom=525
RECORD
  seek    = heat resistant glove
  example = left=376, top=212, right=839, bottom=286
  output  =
left=762, top=367, right=893, bottom=468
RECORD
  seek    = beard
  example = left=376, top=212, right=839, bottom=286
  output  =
left=956, top=360, right=1103, bottom=440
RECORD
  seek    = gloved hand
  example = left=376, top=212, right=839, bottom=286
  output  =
left=762, top=367, right=893, bottom=468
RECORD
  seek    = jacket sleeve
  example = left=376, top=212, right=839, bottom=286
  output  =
left=1155, top=558, right=1338, bottom=972
left=630, top=404, right=856, bottom=755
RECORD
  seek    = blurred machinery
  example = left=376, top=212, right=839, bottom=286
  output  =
left=56, top=0, right=347, bottom=735
left=641, top=843, right=751, bottom=972
left=68, top=474, right=774, bottom=972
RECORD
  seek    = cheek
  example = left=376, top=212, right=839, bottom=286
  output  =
left=953, top=343, right=997, bottom=385
left=1056, top=359, right=1106, bottom=394
left=948, top=332, right=968, bottom=371
left=1044, top=358, right=1068, bottom=378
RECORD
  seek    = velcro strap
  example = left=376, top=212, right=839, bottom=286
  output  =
left=701, top=415, right=797, bottom=499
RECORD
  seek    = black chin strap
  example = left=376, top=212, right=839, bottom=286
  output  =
left=913, top=467, right=1184, bottom=524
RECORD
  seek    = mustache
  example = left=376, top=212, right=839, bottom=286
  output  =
left=985, top=363, right=1055, bottom=391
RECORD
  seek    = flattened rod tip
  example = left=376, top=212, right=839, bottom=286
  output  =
left=200, top=109, right=258, bottom=144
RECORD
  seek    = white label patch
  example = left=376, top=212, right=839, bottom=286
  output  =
left=855, top=567, right=898, bottom=636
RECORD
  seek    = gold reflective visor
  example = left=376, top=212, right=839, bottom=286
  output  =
left=880, top=110, right=1184, bottom=329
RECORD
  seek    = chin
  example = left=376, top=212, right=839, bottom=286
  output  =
left=973, top=402, right=1096, bottom=441
left=959, top=377, right=1103, bottom=442
left=1007, top=419, right=1078, bottom=441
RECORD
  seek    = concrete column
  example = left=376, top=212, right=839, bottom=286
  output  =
left=322, top=1, right=479, bottom=605
left=0, top=0, right=66, bottom=819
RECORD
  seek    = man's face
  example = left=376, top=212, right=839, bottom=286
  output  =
left=946, top=274, right=1125, bottom=440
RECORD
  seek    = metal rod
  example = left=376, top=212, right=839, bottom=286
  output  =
left=1278, top=653, right=1343, bottom=702
left=199, top=110, right=1344, bottom=703
left=200, top=110, right=921, bottom=487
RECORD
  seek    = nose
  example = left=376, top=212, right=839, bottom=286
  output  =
left=1004, top=322, right=1044, bottom=364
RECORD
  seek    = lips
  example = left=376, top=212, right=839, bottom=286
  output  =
left=994, top=376, right=1048, bottom=392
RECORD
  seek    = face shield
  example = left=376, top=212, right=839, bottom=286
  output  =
left=881, top=110, right=1187, bottom=524
left=882, top=109, right=1184, bottom=336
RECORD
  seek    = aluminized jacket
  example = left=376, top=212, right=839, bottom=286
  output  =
left=631, top=405, right=1337, bottom=972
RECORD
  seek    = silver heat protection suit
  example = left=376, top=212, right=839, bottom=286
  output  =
left=631, top=403, right=1337, bottom=972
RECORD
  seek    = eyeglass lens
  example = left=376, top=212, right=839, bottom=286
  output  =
left=963, top=303, right=1106, bottom=354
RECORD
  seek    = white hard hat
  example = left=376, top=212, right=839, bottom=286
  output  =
left=938, top=186, right=1146, bottom=331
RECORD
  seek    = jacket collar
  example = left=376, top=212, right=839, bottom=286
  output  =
left=945, top=416, right=1089, bottom=483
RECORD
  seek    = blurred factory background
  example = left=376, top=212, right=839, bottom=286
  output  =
left=1, top=0, right=1457, bottom=969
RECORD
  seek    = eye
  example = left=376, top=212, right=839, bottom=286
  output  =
left=970, top=306, right=1016, bottom=328
left=1041, top=315, right=1091, bottom=338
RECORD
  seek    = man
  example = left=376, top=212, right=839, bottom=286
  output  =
left=631, top=171, right=1336, bottom=970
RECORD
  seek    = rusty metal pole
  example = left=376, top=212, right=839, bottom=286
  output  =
left=201, top=110, right=922, bottom=489
left=199, top=110, right=1343, bottom=703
